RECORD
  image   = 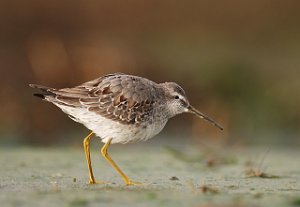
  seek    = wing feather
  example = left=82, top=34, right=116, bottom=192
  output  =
left=46, top=73, right=164, bottom=125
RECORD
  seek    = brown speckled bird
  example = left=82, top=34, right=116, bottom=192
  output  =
left=30, top=73, right=223, bottom=185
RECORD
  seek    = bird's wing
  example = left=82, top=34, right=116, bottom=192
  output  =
left=49, top=73, right=161, bottom=125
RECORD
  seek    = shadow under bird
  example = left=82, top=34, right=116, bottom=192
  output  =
left=29, top=73, right=223, bottom=185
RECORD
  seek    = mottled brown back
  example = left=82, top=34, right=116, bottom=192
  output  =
left=32, top=73, right=166, bottom=125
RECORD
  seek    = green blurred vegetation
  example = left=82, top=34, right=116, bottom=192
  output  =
left=0, top=0, right=299, bottom=145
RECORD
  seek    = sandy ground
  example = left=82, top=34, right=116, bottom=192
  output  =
left=0, top=143, right=299, bottom=207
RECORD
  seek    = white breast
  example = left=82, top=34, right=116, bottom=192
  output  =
left=54, top=104, right=168, bottom=144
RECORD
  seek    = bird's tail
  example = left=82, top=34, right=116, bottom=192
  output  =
left=29, top=84, right=56, bottom=99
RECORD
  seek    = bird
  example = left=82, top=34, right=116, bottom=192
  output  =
left=29, top=73, right=223, bottom=185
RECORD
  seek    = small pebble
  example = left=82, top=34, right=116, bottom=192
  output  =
left=170, top=176, right=179, bottom=181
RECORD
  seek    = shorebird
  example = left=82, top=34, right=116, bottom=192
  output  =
left=30, top=73, right=223, bottom=185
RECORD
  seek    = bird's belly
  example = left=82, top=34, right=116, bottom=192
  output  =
left=56, top=105, right=167, bottom=144
left=92, top=117, right=168, bottom=144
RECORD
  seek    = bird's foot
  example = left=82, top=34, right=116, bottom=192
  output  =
left=125, top=180, right=143, bottom=186
left=88, top=179, right=111, bottom=185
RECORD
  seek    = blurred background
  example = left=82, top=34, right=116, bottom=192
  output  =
left=0, top=0, right=299, bottom=146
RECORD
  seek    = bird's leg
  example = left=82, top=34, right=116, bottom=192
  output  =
left=83, top=132, right=107, bottom=184
left=101, top=138, right=142, bottom=186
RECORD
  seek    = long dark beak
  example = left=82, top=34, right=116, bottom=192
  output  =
left=188, top=105, right=223, bottom=131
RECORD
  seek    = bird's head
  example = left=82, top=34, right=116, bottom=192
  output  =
left=161, top=82, right=223, bottom=130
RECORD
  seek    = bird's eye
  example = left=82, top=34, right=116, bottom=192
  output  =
left=174, top=95, right=180, bottom=99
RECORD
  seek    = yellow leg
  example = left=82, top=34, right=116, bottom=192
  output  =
left=83, top=132, right=107, bottom=184
left=101, top=138, right=142, bottom=186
